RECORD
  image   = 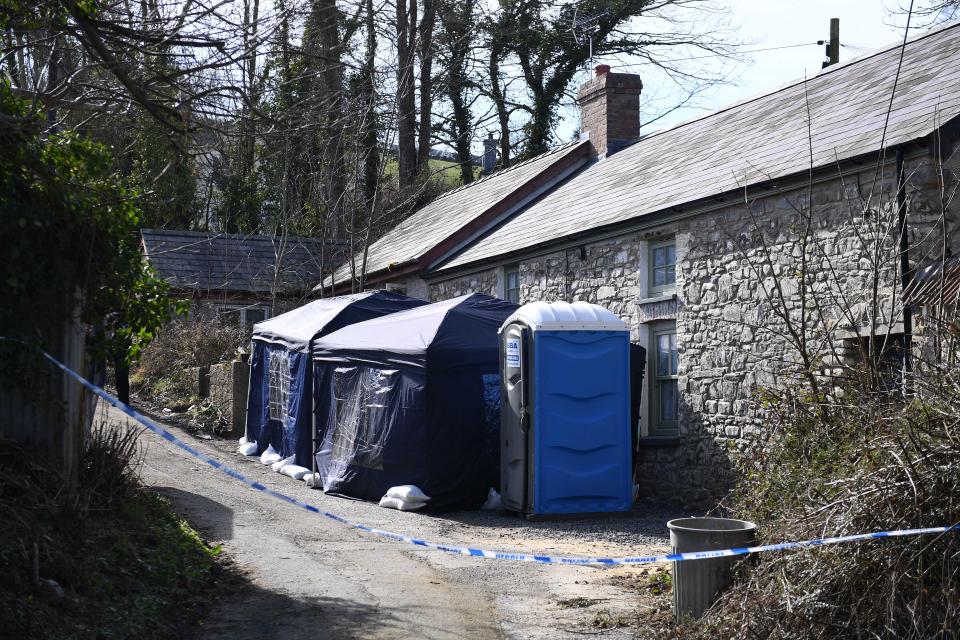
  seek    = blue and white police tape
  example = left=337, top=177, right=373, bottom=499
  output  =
left=15, top=338, right=960, bottom=566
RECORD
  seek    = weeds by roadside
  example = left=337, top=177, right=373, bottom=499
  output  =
left=0, top=423, right=226, bottom=639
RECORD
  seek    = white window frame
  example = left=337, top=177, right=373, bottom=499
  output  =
left=649, top=238, right=677, bottom=296
left=216, top=304, right=271, bottom=327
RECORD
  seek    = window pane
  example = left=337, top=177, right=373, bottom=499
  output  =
left=268, top=351, right=290, bottom=422
left=657, top=334, right=670, bottom=376
left=659, top=380, right=677, bottom=422
left=666, top=244, right=675, bottom=265
left=653, top=268, right=665, bottom=287
left=219, top=307, right=242, bottom=324
left=653, top=247, right=666, bottom=267
left=246, top=309, right=266, bottom=325
left=665, top=264, right=676, bottom=285
left=670, top=333, right=679, bottom=374
left=506, top=270, right=518, bottom=289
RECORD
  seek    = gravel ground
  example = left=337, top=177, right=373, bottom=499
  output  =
left=107, top=402, right=692, bottom=639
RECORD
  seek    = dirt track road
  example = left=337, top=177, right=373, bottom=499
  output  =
left=106, top=403, right=683, bottom=639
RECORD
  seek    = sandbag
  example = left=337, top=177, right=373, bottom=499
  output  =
left=281, top=464, right=311, bottom=480
left=237, top=441, right=258, bottom=456
left=385, top=485, right=431, bottom=503
left=260, top=445, right=281, bottom=465
left=481, top=488, right=501, bottom=510
left=378, top=495, right=426, bottom=511
left=272, top=455, right=295, bottom=472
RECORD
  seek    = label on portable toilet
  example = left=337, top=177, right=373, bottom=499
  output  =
left=505, top=338, right=521, bottom=368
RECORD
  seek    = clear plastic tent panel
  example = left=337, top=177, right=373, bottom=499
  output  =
left=331, top=367, right=399, bottom=471
left=267, top=350, right=292, bottom=422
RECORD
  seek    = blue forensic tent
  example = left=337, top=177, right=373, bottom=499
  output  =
left=246, top=291, right=428, bottom=468
left=311, top=293, right=519, bottom=510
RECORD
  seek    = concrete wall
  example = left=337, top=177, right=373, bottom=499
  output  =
left=426, top=151, right=960, bottom=508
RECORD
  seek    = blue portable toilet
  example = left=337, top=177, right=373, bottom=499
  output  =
left=499, top=301, right=632, bottom=517
left=246, top=291, right=428, bottom=468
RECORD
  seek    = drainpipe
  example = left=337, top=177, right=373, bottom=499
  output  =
left=895, top=148, right=912, bottom=390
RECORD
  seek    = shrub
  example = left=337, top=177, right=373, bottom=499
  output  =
left=663, top=364, right=960, bottom=639
left=131, top=314, right=247, bottom=406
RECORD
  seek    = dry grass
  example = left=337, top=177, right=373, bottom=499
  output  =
left=636, top=341, right=960, bottom=638
left=132, top=314, right=247, bottom=402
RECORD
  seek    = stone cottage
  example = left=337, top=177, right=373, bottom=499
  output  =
left=142, top=229, right=348, bottom=328
left=329, top=22, right=960, bottom=507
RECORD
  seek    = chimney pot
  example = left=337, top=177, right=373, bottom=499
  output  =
left=595, top=64, right=611, bottom=77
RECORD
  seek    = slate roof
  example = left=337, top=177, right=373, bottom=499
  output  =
left=439, top=21, right=960, bottom=272
left=329, top=139, right=591, bottom=287
left=141, top=229, right=348, bottom=295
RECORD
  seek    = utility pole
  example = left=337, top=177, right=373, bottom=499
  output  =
left=822, top=18, right=840, bottom=68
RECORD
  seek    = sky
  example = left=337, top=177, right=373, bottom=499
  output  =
left=552, top=0, right=917, bottom=142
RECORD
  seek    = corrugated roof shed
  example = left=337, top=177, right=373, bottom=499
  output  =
left=905, top=255, right=960, bottom=307
left=439, top=21, right=960, bottom=272
left=329, top=139, right=591, bottom=287
left=141, top=229, right=348, bottom=295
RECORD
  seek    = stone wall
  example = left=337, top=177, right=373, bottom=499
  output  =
left=520, top=238, right=646, bottom=337
left=429, top=267, right=500, bottom=301
left=404, top=276, right=430, bottom=300
left=426, top=151, right=959, bottom=509
left=183, top=366, right=210, bottom=398
left=208, top=360, right=249, bottom=436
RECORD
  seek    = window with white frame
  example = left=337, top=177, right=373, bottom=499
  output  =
left=649, top=239, right=676, bottom=295
left=216, top=304, right=269, bottom=329
left=504, top=265, right=520, bottom=304
left=650, top=323, right=679, bottom=435
left=267, top=350, right=291, bottom=422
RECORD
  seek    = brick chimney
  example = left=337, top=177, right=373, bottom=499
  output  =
left=482, top=132, right=498, bottom=174
left=577, top=64, right=642, bottom=157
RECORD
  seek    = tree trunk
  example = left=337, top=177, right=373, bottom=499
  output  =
left=355, top=0, right=381, bottom=292
left=445, top=0, right=475, bottom=184
left=395, top=0, right=418, bottom=187
left=303, top=0, right=347, bottom=234
left=416, top=0, right=436, bottom=172
left=488, top=33, right=511, bottom=168
left=524, top=93, right=552, bottom=157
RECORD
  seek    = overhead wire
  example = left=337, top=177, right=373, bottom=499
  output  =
left=611, top=41, right=821, bottom=68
